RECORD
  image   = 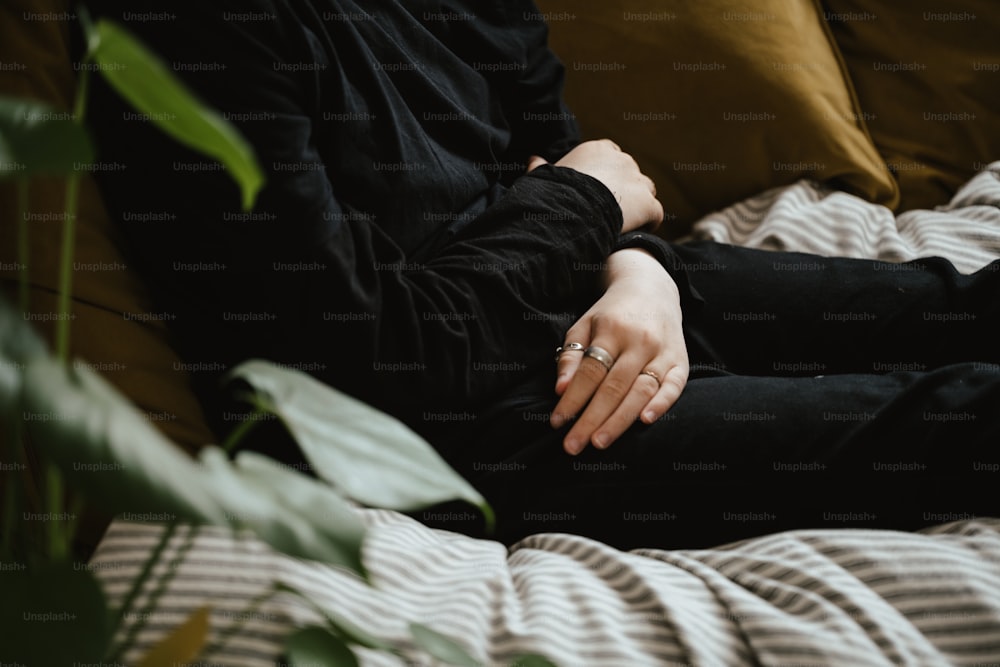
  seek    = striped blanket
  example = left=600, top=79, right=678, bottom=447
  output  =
left=685, top=161, right=1000, bottom=274
left=91, top=167, right=1000, bottom=666
left=92, top=514, right=1000, bottom=666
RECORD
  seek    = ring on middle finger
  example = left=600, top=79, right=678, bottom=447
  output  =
left=583, top=345, right=615, bottom=372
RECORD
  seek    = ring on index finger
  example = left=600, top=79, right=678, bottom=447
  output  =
left=554, top=342, right=585, bottom=362
left=583, top=345, right=615, bottom=372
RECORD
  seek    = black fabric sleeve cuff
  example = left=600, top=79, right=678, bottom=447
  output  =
left=612, top=232, right=704, bottom=308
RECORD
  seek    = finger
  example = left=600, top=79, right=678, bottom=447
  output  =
left=526, top=155, right=548, bottom=172
left=639, top=365, right=689, bottom=424
left=555, top=330, right=590, bottom=397
left=551, top=345, right=619, bottom=434
left=642, top=174, right=657, bottom=197
left=555, top=346, right=586, bottom=396
left=645, top=194, right=665, bottom=230
left=561, top=351, right=645, bottom=455
left=591, top=371, right=662, bottom=448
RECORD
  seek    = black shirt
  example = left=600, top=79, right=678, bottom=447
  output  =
left=87, top=0, right=687, bottom=435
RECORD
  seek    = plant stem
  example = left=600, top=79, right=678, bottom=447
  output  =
left=45, top=465, right=65, bottom=563
left=199, top=582, right=280, bottom=660
left=16, top=178, right=29, bottom=312
left=47, top=58, right=93, bottom=565
left=10, top=428, right=42, bottom=565
left=1, top=421, right=20, bottom=560
left=6, top=178, right=30, bottom=560
left=107, top=522, right=177, bottom=651
left=107, top=523, right=196, bottom=663
left=54, top=174, right=78, bottom=361
left=65, top=493, right=85, bottom=556
left=221, top=406, right=265, bottom=453
left=55, top=65, right=89, bottom=361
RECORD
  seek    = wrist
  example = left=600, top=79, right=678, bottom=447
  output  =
left=605, top=247, right=665, bottom=286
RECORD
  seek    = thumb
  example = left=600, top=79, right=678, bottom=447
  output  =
left=526, top=155, right=548, bottom=172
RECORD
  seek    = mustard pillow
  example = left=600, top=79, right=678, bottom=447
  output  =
left=820, top=0, right=1000, bottom=211
left=535, top=0, right=899, bottom=235
left=0, top=0, right=215, bottom=454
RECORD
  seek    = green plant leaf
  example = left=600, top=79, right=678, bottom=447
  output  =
left=0, top=563, right=110, bottom=665
left=88, top=20, right=264, bottom=209
left=285, top=625, right=360, bottom=667
left=0, top=297, right=366, bottom=570
left=21, top=354, right=227, bottom=525
left=275, top=582, right=392, bottom=650
left=0, top=95, right=93, bottom=177
left=203, top=450, right=367, bottom=577
left=0, top=294, right=46, bottom=364
left=227, top=360, right=494, bottom=530
left=135, top=605, right=211, bottom=667
left=20, top=357, right=366, bottom=571
left=409, top=622, right=480, bottom=666
left=0, top=294, right=45, bottom=419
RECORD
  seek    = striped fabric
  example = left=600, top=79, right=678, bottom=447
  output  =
left=686, top=161, right=1000, bottom=274
left=90, top=513, right=1000, bottom=666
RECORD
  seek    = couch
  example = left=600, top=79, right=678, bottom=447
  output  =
left=3, top=0, right=1000, bottom=664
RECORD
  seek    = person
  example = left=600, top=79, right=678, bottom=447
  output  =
left=85, top=0, right=999, bottom=549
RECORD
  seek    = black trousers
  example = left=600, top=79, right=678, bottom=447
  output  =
left=426, top=241, right=1000, bottom=550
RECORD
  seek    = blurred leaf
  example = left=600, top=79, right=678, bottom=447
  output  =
left=2, top=296, right=365, bottom=569
left=0, top=95, right=93, bottom=177
left=20, top=354, right=227, bottom=526
left=88, top=20, right=263, bottom=209
left=227, top=360, right=494, bottom=530
left=285, top=625, right=360, bottom=667
left=510, top=655, right=558, bottom=667
left=0, top=95, right=94, bottom=179
left=0, top=563, right=110, bottom=665
left=135, top=606, right=211, bottom=667
left=0, top=294, right=47, bottom=363
left=276, top=582, right=391, bottom=650
left=409, top=622, right=480, bottom=667
left=0, top=295, right=45, bottom=421
left=21, top=355, right=367, bottom=570
left=204, top=450, right=367, bottom=577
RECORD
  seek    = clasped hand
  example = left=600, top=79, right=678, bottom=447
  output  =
left=528, top=140, right=688, bottom=455
left=551, top=248, right=689, bottom=454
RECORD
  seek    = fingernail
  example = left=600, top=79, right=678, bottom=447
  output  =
left=551, top=413, right=565, bottom=428
left=642, top=410, right=656, bottom=423
left=593, top=433, right=608, bottom=449
left=564, top=437, right=581, bottom=455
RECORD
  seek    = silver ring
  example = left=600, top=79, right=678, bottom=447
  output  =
left=554, top=342, right=585, bottom=362
left=583, top=345, right=615, bottom=372
left=641, top=369, right=661, bottom=387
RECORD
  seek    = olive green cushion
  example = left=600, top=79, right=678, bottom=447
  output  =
left=820, top=0, right=1000, bottom=211
left=536, top=0, right=899, bottom=236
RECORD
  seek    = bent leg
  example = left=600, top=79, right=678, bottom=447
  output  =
left=435, top=363, right=1000, bottom=550
left=669, top=241, right=1000, bottom=376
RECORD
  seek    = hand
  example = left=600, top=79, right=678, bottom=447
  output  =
left=550, top=248, right=689, bottom=455
left=527, top=139, right=663, bottom=233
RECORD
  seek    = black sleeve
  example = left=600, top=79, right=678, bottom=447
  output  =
left=84, top=1, right=622, bottom=425
left=497, top=0, right=581, bottom=167
left=613, top=232, right=705, bottom=309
